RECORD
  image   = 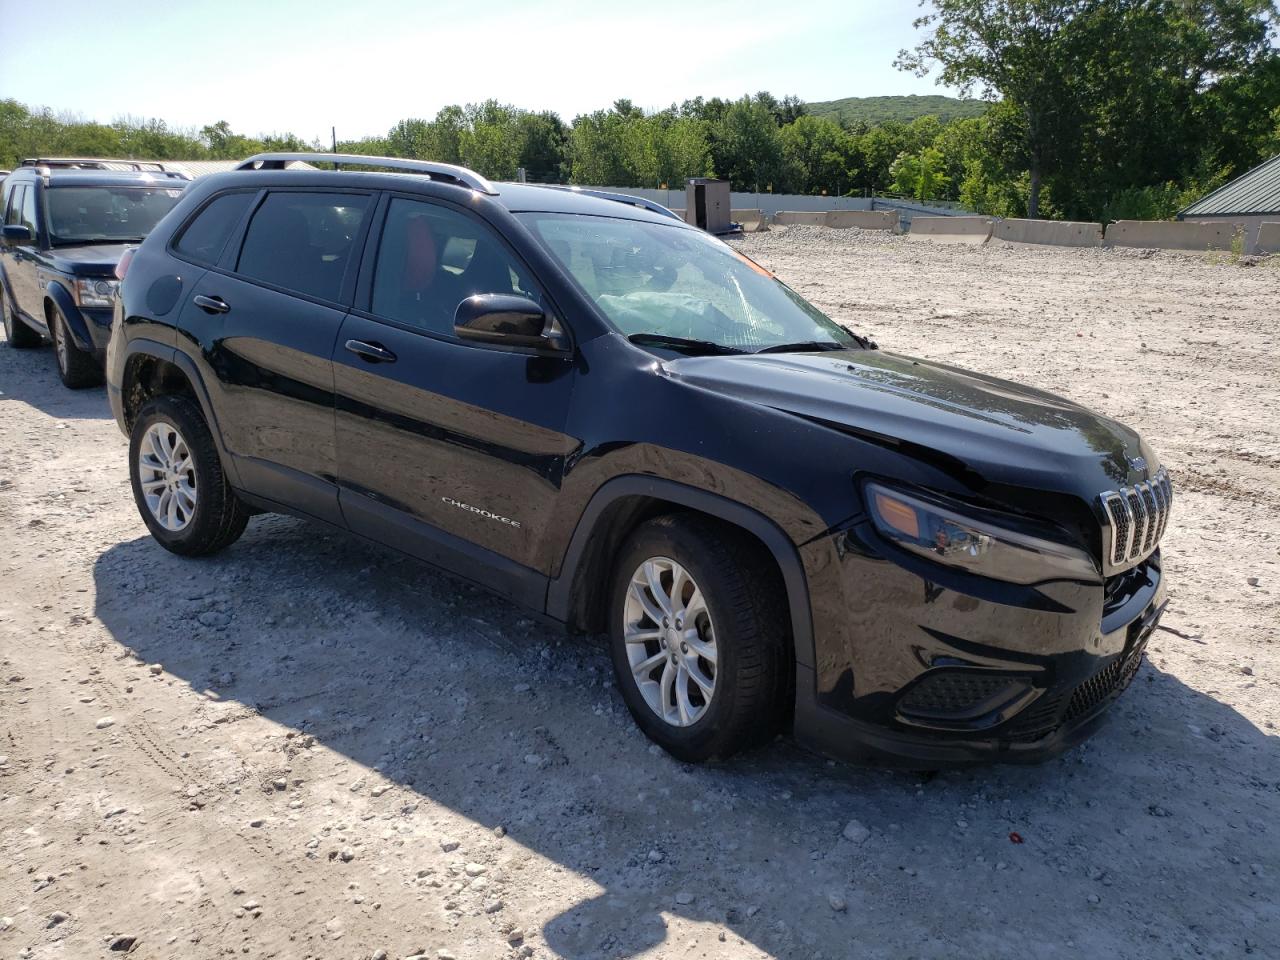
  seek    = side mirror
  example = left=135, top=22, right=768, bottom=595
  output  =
left=454, top=294, right=569, bottom=353
left=2, top=224, right=33, bottom=243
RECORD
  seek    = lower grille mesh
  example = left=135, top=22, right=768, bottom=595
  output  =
left=1064, top=645, right=1146, bottom=724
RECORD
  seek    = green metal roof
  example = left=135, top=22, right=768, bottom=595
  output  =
left=1181, top=153, right=1280, bottom=217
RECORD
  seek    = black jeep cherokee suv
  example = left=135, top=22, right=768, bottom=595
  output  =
left=0, top=158, right=189, bottom=387
left=106, top=153, right=1169, bottom=766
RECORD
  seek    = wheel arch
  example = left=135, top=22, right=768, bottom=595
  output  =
left=547, top=476, right=817, bottom=678
left=120, top=342, right=241, bottom=488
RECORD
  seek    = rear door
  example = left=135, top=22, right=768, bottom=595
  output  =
left=174, top=188, right=374, bottom=524
left=332, top=194, right=578, bottom=605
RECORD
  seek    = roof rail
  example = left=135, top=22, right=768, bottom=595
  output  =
left=534, top=185, right=683, bottom=221
left=20, top=157, right=190, bottom=178
left=235, top=153, right=498, bottom=195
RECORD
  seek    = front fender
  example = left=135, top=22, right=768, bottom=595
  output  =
left=547, top=474, right=817, bottom=673
left=43, top=281, right=93, bottom=351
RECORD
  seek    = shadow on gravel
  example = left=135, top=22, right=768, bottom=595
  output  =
left=0, top=338, right=114, bottom=420
left=92, top=516, right=1279, bottom=959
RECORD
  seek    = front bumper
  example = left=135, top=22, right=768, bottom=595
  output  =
left=793, top=525, right=1165, bottom=767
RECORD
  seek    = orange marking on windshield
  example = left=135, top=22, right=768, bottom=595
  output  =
left=733, top=250, right=774, bottom=278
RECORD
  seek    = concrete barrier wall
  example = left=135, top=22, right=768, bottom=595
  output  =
left=773, top=211, right=828, bottom=226
left=824, top=210, right=899, bottom=231
left=731, top=208, right=765, bottom=231
left=907, top=216, right=993, bottom=244
left=1106, top=220, right=1242, bottom=251
left=1258, top=221, right=1280, bottom=254
left=993, top=218, right=1104, bottom=247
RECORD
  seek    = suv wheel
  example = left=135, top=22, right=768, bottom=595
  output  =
left=129, top=395, right=249, bottom=555
left=51, top=311, right=103, bottom=388
left=608, top=515, right=788, bottom=762
left=1, top=288, right=42, bottom=349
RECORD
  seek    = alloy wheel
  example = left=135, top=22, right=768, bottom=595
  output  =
left=138, top=422, right=198, bottom=532
left=623, top=556, right=718, bottom=727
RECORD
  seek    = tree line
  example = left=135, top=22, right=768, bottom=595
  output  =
left=2, top=0, right=1276, bottom=223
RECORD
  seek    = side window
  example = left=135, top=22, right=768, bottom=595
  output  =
left=5, top=184, right=26, bottom=226
left=370, top=198, right=541, bottom=336
left=174, top=192, right=255, bottom=264
left=236, top=192, right=370, bottom=302
left=18, top=185, right=37, bottom=236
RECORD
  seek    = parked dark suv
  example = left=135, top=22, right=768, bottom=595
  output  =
left=0, top=158, right=189, bottom=387
left=106, top=153, right=1169, bottom=766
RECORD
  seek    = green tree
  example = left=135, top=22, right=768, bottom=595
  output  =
left=779, top=115, right=856, bottom=194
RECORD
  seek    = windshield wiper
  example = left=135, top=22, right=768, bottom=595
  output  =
left=627, top=334, right=747, bottom=356
left=754, top=340, right=849, bottom=354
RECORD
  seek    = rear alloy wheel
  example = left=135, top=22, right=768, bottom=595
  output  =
left=608, top=515, right=789, bottom=762
left=129, top=395, right=249, bottom=556
left=1, top=288, right=42, bottom=349
left=52, top=311, right=103, bottom=388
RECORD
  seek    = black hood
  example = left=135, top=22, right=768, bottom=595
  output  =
left=664, top=349, right=1158, bottom=502
left=48, top=243, right=130, bottom=277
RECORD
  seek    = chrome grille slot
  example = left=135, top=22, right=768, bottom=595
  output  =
left=1100, top=468, right=1172, bottom=572
left=1126, top=490, right=1147, bottom=556
left=1103, top=494, right=1130, bottom=564
left=1139, top=483, right=1159, bottom=552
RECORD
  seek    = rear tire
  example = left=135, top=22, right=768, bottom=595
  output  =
left=608, top=514, right=789, bottom=762
left=129, top=395, right=249, bottom=556
left=52, top=310, right=103, bottom=389
left=1, top=288, right=42, bottom=349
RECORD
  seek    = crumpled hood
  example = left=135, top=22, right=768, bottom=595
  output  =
left=664, top=349, right=1156, bottom=497
left=49, top=243, right=129, bottom=276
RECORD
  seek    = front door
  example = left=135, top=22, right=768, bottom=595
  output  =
left=3, top=184, right=44, bottom=325
left=180, top=189, right=373, bottom=524
left=332, top=196, right=578, bottom=606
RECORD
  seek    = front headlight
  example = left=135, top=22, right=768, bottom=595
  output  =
left=866, top=483, right=1099, bottom=585
left=76, top=278, right=118, bottom=308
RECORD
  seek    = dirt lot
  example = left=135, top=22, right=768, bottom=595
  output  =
left=1, top=229, right=1277, bottom=960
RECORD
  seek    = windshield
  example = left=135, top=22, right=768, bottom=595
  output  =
left=45, top=185, right=184, bottom=244
left=518, top=213, right=860, bottom=353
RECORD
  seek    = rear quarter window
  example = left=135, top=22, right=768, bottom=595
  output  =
left=174, top=192, right=255, bottom=265
left=235, top=192, right=370, bottom=303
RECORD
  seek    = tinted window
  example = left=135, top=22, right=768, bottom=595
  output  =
left=236, top=192, right=369, bottom=302
left=18, top=184, right=37, bottom=236
left=370, top=198, right=540, bottom=336
left=175, top=192, right=254, bottom=264
left=4, top=184, right=25, bottom=226
left=45, top=186, right=183, bottom=243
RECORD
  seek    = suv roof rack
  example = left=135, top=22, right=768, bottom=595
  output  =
left=533, top=184, right=682, bottom=221
left=235, top=152, right=499, bottom=196
left=20, top=157, right=191, bottom=179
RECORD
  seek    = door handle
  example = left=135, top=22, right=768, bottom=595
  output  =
left=193, top=295, right=230, bottom=314
left=344, top=339, right=397, bottom=363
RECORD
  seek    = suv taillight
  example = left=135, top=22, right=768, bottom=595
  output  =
left=115, top=247, right=137, bottom=281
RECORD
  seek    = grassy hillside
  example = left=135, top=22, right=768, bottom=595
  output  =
left=807, top=94, right=990, bottom=126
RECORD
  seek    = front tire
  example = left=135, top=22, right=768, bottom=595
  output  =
left=1, top=288, right=42, bottom=349
left=129, top=395, right=249, bottom=556
left=608, top=515, right=789, bottom=762
left=52, top=310, right=103, bottom=388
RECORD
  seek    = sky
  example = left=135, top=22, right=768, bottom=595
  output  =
left=0, top=0, right=959, bottom=143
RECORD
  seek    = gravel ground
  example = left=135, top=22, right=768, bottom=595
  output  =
left=1, top=228, right=1277, bottom=960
